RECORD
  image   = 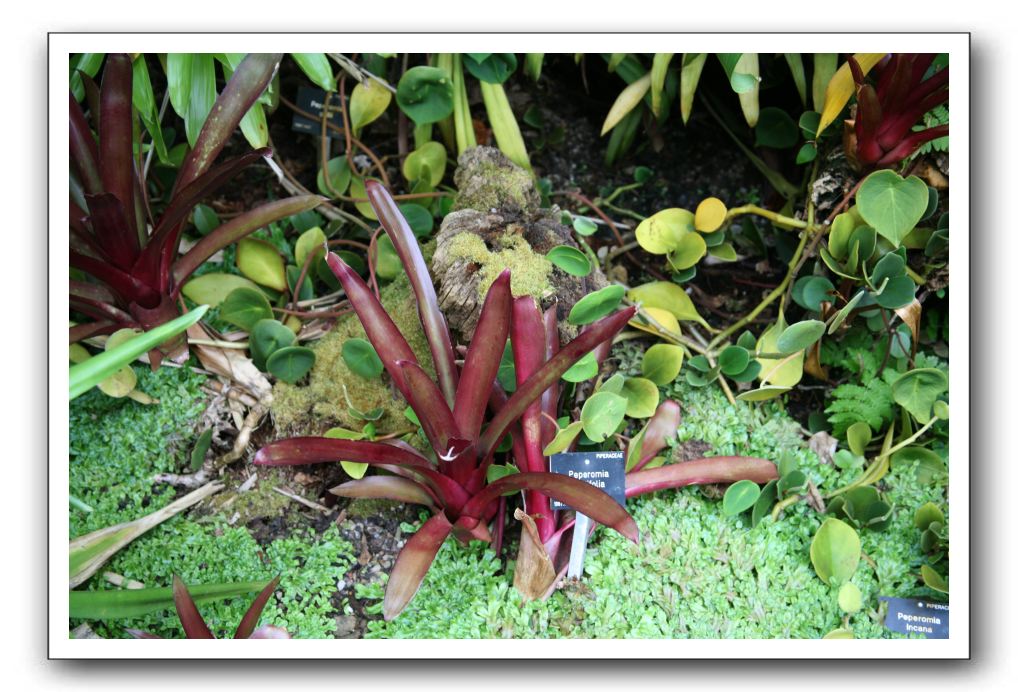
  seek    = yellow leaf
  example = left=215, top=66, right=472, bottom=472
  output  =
left=601, top=73, right=651, bottom=136
left=629, top=306, right=681, bottom=338
left=694, top=197, right=727, bottom=233
left=816, top=53, right=887, bottom=137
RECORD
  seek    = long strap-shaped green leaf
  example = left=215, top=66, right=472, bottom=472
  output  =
left=70, top=481, right=223, bottom=588
left=69, top=305, right=208, bottom=400
left=70, top=579, right=270, bottom=619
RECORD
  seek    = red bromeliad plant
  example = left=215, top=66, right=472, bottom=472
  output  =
left=254, top=182, right=640, bottom=619
left=127, top=576, right=288, bottom=639
left=846, top=53, right=948, bottom=170
left=506, top=297, right=779, bottom=598
left=69, top=53, right=322, bottom=363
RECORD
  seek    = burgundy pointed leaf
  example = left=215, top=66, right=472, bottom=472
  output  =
left=453, top=270, right=511, bottom=440
left=632, top=399, right=683, bottom=472
left=254, top=436, right=431, bottom=469
left=540, top=306, right=560, bottom=443
left=479, top=306, right=637, bottom=457
left=70, top=250, right=159, bottom=307
left=80, top=70, right=101, bottom=129
left=172, top=575, right=215, bottom=639
left=85, top=192, right=140, bottom=269
left=396, top=359, right=468, bottom=463
left=366, top=180, right=459, bottom=405
left=70, top=321, right=117, bottom=344
left=98, top=54, right=138, bottom=243
left=233, top=576, right=280, bottom=639
left=460, top=472, right=638, bottom=543
left=383, top=512, right=454, bottom=620
left=876, top=125, right=949, bottom=166
left=323, top=252, right=419, bottom=398
left=176, top=53, right=282, bottom=190
left=171, top=195, right=323, bottom=287
left=137, top=148, right=272, bottom=282
left=330, top=476, right=437, bottom=508
left=70, top=296, right=135, bottom=326
left=625, top=456, right=778, bottom=498
left=70, top=279, right=117, bottom=305
left=69, top=91, right=102, bottom=195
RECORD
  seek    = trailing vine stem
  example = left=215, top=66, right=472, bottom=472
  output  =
left=707, top=160, right=822, bottom=352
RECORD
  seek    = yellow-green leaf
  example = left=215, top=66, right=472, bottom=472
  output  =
left=349, top=80, right=392, bottom=135
left=628, top=281, right=709, bottom=327
left=601, top=73, right=651, bottom=136
left=635, top=208, right=694, bottom=255
left=237, top=238, right=287, bottom=292
left=756, top=315, right=804, bottom=388
left=651, top=53, right=674, bottom=118
left=295, top=226, right=327, bottom=269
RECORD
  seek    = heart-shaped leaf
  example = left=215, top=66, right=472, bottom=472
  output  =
left=580, top=390, right=627, bottom=443
left=396, top=66, right=454, bottom=125
left=266, top=346, right=316, bottom=384
left=857, top=170, right=928, bottom=247
left=635, top=208, right=694, bottom=254
left=892, top=368, right=948, bottom=424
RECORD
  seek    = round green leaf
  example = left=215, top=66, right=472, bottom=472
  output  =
left=754, top=107, right=798, bottom=149
left=250, top=319, right=296, bottom=372
left=838, top=582, right=863, bottom=613
left=373, top=234, right=402, bottom=280
left=463, top=53, right=517, bottom=84
left=219, top=287, right=274, bottom=332
left=398, top=204, right=434, bottom=237
left=642, top=343, right=684, bottom=385
left=266, top=346, right=316, bottom=384
left=567, top=285, right=626, bottom=326
left=192, top=203, right=220, bottom=236
left=719, top=345, right=751, bottom=376
left=797, top=276, right=836, bottom=312
left=810, top=518, right=861, bottom=586
left=572, top=216, right=598, bottom=236
left=892, top=368, right=949, bottom=424
left=181, top=273, right=262, bottom=307
left=403, top=141, right=447, bottom=187
left=874, top=275, right=916, bottom=309
left=856, top=170, right=929, bottom=247
left=580, top=390, right=628, bottom=443
left=396, top=66, right=454, bottom=125
left=620, top=376, right=660, bottom=419
left=546, top=246, right=592, bottom=277
left=914, top=502, right=945, bottom=532
left=316, top=156, right=352, bottom=196
left=237, top=238, right=287, bottom=292
left=562, top=351, right=598, bottom=383
left=775, top=320, right=825, bottom=354
left=870, top=252, right=906, bottom=288
left=891, top=446, right=947, bottom=485
left=722, top=479, right=761, bottom=516
left=342, top=338, right=384, bottom=379
left=728, top=359, right=761, bottom=383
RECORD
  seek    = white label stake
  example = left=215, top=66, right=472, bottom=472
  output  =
left=567, top=513, right=592, bottom=578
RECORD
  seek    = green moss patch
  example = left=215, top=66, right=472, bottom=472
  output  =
left=444, top=231, right=553, bottom=299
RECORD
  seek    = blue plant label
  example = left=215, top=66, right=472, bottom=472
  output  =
left=879, top=597, right=949, bottom=638
left=549, top=451, right=626, bottom=511
left=291, top=87, right=346, bottom=134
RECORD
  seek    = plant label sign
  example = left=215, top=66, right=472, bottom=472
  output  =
left=291, top=87, right=347, bottom=134
left=879, top=597, right=949, bottom=638
left=549, top=451, right=626, bottom=511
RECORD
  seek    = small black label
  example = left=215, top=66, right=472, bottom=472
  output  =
left=549, top=451, right=626, bottom=511
left=291, top=86, right=346, bottom=134
left=880, top=597, right=949, bottom=639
